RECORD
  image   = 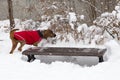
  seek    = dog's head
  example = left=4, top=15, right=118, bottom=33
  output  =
left=42, top=29, right=56, bottom=39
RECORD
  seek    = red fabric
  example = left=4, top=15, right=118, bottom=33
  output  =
left=14, top=30, right=42, bottom=45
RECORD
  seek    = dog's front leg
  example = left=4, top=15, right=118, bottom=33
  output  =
left=33, top=42, right=38, bottom=46
left=10, top=41, right=18, bottom=54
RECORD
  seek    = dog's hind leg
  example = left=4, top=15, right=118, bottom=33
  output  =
left=10, top=41, right=18, bottom=54
left=18, top=42, right=25, bottom=51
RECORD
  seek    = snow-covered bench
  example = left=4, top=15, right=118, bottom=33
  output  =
left=22, top=47, right=107, bottom=62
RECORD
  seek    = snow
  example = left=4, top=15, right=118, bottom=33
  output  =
left=38, top=21, right=51, bottom=30
left=0, top=21, right=120, bottom=80
left=115, top=6, right=120, bottom=12
left=1, top=4, right=120, bottom=80
left=117, top=12, right=120, bottom=20
left=80, top=15, right=85, bottom=20
left=68, top=12, right=77, bottom=22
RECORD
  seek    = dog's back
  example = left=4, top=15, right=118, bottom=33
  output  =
left=14, top=30, right=42, bottom=44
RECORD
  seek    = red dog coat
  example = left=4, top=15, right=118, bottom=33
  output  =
left=14, top=30, right=42, bottom=45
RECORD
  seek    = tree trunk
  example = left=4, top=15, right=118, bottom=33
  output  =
left=8, top=0, right=15, bottom=30
left=88, top=0, right=97, bottom=25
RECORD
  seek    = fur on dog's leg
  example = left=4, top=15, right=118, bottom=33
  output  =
left=10, top=41, right=18, bottom=54
left=18, top=42, right=25, bottom=51
left=33, top=42, right=38, bottom=46
left=10, top=29, right=19, bottom=54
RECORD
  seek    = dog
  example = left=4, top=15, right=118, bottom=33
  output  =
left=10, top=29, right=56, bottom=54
left=10, top=29, right=56, bottom=62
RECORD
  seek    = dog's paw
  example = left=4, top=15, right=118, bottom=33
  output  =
left=18, top=48, right=22, bottom=51
left=10, top=51, right=13, bottom=54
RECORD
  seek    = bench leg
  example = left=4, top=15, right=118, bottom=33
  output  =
left=99, top=56, right=104, bottom=62
left=27, top=54, right=36, bottom=62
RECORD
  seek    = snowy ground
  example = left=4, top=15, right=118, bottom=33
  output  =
left=1, top=2, right=120, bottom=79
left=0, top=30, right=120, bottom=80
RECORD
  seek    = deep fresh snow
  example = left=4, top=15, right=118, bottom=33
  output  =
left=0, top=29, right=120, bottom=80
left=1, top=4, right=120, bottom=80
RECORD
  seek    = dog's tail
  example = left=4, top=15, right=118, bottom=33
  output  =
left=10, top=29, right=19, bottom=33
left=10, top=29, right=19, bottom=39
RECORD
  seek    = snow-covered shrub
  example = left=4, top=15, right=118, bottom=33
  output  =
left=90, top=2, right=120, bottom=43
left=4, top=1, right=120, bottom=45
left=94, top=11, right=120, bottom=41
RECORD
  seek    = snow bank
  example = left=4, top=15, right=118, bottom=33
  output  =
left=1, top=3, right=120, bottom=79
left=105, top=40, right=120, bottom=61
left=1, top=36, right=120, bottom=80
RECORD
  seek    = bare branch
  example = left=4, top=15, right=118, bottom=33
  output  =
left=81, top=0, right=102, bottom=14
